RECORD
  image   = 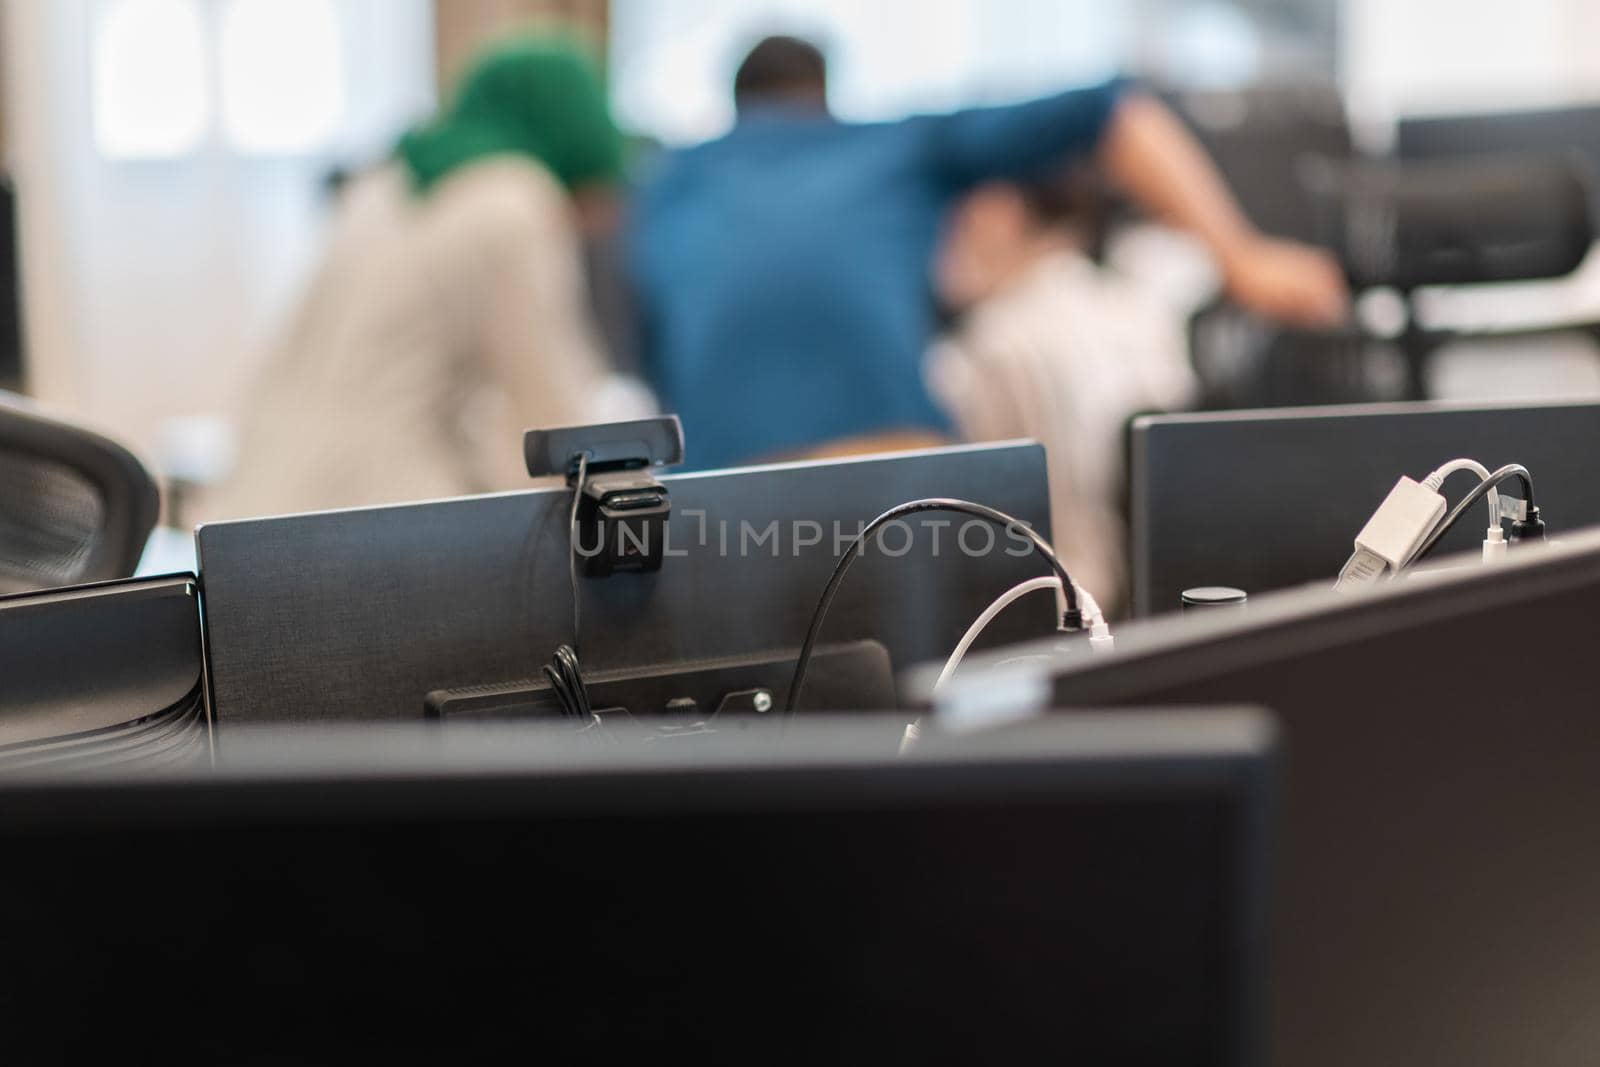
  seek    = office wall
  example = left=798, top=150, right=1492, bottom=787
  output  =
left=1343, top=0, right=1600, bottom=131
left=434, top=0, right=608, bottom=89
left=0, top=0, right=434, bottom=454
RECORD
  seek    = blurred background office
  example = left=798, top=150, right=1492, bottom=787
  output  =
left=5, top=0, right=1600, bottom=599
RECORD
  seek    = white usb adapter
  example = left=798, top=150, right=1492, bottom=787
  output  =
left=1336, top=477, right=1447, bottom=590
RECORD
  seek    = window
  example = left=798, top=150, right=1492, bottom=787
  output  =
left=218, top=0, right=345, bottom=154
left=610, top=0, right=1129, bottom=145
left=92, top=0, right=209, bottom=159
left=609, top=0, right=1287, bottom=146
left=92, top=0, right=346, bottom=159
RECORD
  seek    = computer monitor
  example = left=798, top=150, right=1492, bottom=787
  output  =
left=0, top=711, right=1273, bottom=1065
left=0, top=574, right=207, bottom=767
left=1130, top=399, right=1600, bottom=616
left=196, top=443, right=1058, bottom=723
left=929, top=527, right=1600, bottom=1067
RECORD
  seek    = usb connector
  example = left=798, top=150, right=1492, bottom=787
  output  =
left=1336, top=547, right=1389, bottom=589
left=1336, top=477, right=1447, bottom=591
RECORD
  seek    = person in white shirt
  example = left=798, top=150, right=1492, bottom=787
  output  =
left=199, top=34, right=651, bottom=522
left=928, top=170, right=1199, bottom=612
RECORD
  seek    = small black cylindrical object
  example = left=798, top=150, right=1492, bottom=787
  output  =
left=1181, top=587, right=1248, bottom=612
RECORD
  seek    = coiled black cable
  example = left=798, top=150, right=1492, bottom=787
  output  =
left=543, top=644, right=592, bottom=722
left=543, top=454, right=594, bottom=725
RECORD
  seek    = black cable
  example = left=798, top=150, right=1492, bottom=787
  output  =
left=542, top=644, right=592, bottom=721
left=1405, top=463, right=1536, bottom=567
left=537, top=454, right=594, bottom=725
left=783, top=498, right=1080, bottom=717
left=567, top=452, right=588, bottom=655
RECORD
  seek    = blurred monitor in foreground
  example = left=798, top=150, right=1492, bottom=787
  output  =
left=0, top=712, right=1273, bottom=1065
left=927, top=527, right=1600, bottom=1067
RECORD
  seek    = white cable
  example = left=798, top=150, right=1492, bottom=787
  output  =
left=934, top=577, right=1061, bottom=692
left=898, top=720, right=921, bottom=755
left=1072, top=581, right=1115, bottom=653
left=1423, top=458, right=1502, bottom=546
left=931, top=575, right=1115, bottom=695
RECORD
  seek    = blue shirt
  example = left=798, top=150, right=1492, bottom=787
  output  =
left=628, top=81, right=1126, bottom=470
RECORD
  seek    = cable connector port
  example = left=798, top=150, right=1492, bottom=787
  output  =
left=1336, top=547, right=1389, bottom=590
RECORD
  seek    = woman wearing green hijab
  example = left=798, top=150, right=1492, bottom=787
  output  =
left=201, top=33, right=652, bottom=521
left=398, top=35, right=623, bottom=195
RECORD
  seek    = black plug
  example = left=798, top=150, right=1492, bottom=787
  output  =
left=1511, top=505, right=1547, bottom=543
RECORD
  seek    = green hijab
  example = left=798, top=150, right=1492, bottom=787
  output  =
left=397, top=34, right=622, bottom=195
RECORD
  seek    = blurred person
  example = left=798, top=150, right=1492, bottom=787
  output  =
left=928, top=170, right=1197, bottom=611
left=628, top=35, right=1346, bottom=471
left=199, top=34, right=651, bottom=521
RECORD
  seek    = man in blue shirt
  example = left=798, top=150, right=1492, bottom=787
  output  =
left=629, top=36, right=1347, bottom=470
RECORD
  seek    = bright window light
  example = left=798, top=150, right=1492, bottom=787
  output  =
left=609, top=0, right=1125, bottom=145
left=92, top=0, right=209, bottom=159
left=219, top=0, right=345, bottom=154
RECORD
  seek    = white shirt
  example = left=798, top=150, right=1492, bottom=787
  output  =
left=926, top=248, right=1197, bottom=610
left=198, top=157, right=652, bottom=522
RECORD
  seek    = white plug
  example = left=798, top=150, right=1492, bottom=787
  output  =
left=1483, top=525, right=1508, bottom=562
left=1336, top=477, right=1447, bottom=590
left=1074, top=581, right=1115, bottom=654
left=1088, top=618, right=1115, bottom=654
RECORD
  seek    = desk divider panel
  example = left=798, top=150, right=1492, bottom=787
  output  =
left=1132, top=399, right=1600, bottom=617
left=197, top=443, right=1053, bottom=723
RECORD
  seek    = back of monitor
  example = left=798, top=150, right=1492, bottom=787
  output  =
left=198, top=443, right=1054, bottom=723
left=1130, top=400, right=1600, bottom=616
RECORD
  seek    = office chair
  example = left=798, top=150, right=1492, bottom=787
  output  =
left=1302, top=153, right=1596, bottom=399
left=1192, top=153, right=1597, bottom=408
left=0, top=390, right=160, bottom=594
left=1158, top=83, right=1389, bottom=410
left=1398, top=105, right=1600, bottom=204
left=1303, top=153, right=1594, bottom=291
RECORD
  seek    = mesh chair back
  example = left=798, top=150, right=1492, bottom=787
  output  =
left=1301, top=154, right=1596, bottom=290
left=0, top=391, right=159, bottom=593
